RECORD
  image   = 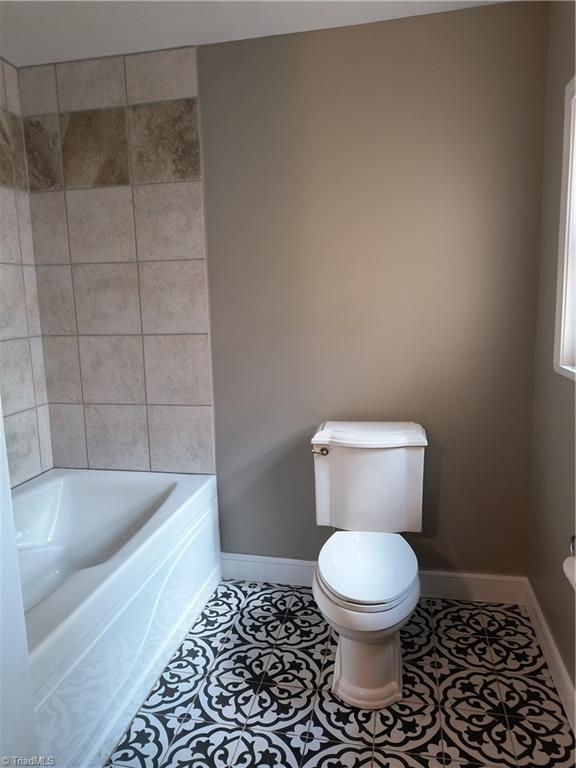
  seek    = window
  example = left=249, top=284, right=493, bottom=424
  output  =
left=554, top=76, right=576, bottom=381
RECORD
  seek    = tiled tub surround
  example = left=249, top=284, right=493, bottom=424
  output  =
left=0, top=57, right=52, bottom=487
left=106, top=581, right=575, bottom=768
left=17, top=47, right=215, bottom=475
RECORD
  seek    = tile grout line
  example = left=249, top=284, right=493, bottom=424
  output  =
left=123, top=52, right=152, bottom=472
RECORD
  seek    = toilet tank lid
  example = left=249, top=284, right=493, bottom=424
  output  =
left=311, top=421, right=427, bottom=449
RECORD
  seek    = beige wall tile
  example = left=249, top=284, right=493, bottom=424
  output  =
left=30, top=337, right=48, bottom=405
left=36, top=265, right=76, bottom=335
left=85, top=404, right=149, bottom=470
left=30, top=191, right=70, bottom=264
left=43, top=336, right=82, bottom=403
left=4, top=62, right=20, bottom=115
left=22, top=266, right=41, bottom=336
left=144, top=334, right=211, bottom=405
left=148, top=405, right=214, bottom=473
left=5, top=409, right=41, bottom=486
left=125, top=48, right=197, bottom=104
left=67, top=187, right=136, bottom=263
left=15, top=192, right=34, bottom=265
left=140, top=260, right=209, bottom=333
left=49, top=403, right=87, bottom=467
left=61, top=108, right=129, bottom=188
left=134, top=181, right=204, bottom=261
left=57, top=57, right=126, bottom=112
left=129, top=99, right=200, bottom=183
left=0, top=339, right=35, bottom=415
left=0, top=264, right=28, bottom=341
left=23, top=114, right=63, bottom=192
left=73, top=263, right=141, bottom=334
left=19, top=65, right=58, bottom=117
left=79, top=335, right=145, bottom=404
left=0, top=187, right=20, bottom=263
left=36, top=404, right=53, bottom=470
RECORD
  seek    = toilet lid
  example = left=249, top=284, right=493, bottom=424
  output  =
left=318, top=531, right=418, bottom=606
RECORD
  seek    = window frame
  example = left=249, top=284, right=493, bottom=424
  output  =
left=554, top=76, right=576, bottom=382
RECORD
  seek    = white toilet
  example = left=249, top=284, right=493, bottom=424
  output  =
left=311, top=421, right=427, bottom=710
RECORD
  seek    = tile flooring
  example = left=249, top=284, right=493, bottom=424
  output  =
left=106, top=581, right=575, bottom=768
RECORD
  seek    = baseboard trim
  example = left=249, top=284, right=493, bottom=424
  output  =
left=220, top=552, right=527, bottom=602
left=221, top=550, right=575, bottom=727
left=524, top=580, right=575, bottom=731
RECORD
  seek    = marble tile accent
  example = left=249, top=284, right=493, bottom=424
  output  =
left=19, top=65, right=58, bottom=117
left=139, top=260, right=209, bottom=333
left=60, top=108, right=129, bottom=188
left=0, top=339, right=35, bottom=415
left=49, top=403, right=87, bottom=467
left=125, top=47, right=197, bottom=104
left=144, top=334, right=211, bottom=405
left=0, top=186, right=19, bottom=262
left=0, top=264, right=28, bottom=340
left=22, top=266, right=42, bottom=336
left=30, top=191, right=70, bottom=264
left=67, top=187, right=136, bottom=263
left=129, top=98, right=200, bottom=183
left=72, top=263, right=141, bottom=334
left=30, top=337, right=48, bottom=405
left=9, top=113, right=27, bottom=191
left=24, top=114, right=63, bottom=192
left=134, top=181, right=204, bottom=260
left=36, top=265, right=77, bottom=335
left=4, top=409, right=41, bottom=486
left=57, top=57, right=126, bottom=113
left=0, top=110, right=12, bottom=186
left=43, top=336, right=82, bottom=403
left=37, top=404, right=53, bottom=470
left=79, top=335, right=145, bottom=404
left=4, top=62, right=20, bottom=116
left=148, top=404, right=214, bottom=473
left=15, top=191, right=34, bottom=264
left=85, top=404, right=149, bottom=470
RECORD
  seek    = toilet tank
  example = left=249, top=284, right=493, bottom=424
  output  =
left=311, top=421, right=427, bottom=532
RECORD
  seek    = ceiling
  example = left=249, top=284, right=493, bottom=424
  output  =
left=0, top=1, right=499, bottom=68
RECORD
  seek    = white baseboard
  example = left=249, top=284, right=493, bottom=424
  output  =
left=221, top=551, right=575, bottom=727
left=525, top=580, right=575, bottom=731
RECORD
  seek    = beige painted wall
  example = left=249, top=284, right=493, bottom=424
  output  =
left=199, top=3, right=548, bottom=570
left=529, top=1, right=575, bottom=682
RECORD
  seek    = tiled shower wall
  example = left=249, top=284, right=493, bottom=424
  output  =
left=2, top=47, right=214, bottom=485
left=0, top=58, right=53, bottom=486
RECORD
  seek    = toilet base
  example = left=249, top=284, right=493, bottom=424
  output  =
left=332, top=631, right=403, bottom=709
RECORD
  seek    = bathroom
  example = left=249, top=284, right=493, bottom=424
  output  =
left=0, top=0, right=574, bottom=766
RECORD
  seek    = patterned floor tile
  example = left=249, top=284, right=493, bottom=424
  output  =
left=106, top=712, right=178, bottom=768
left=309, top=688, right=375, bottom=747
left=276, top=611, right=332, bottom=649
left=496, top=672, right=567, bottom=721
left=247, top=682, right=316, bottom=733
left=209, top=642, right=274, bottom=684
left=301, top=738, right=374, bottom=767
left=401, top=661, right=438, bottom=706
left=434, top=634, right=493, bottom=671
left=224, top=604, right=287, bottom=647
left=160, top=720, right=244, bottom=768
left=164, top=635, right=221, bottom=679
left=373, top=701, right=443, bottom=757
left=230, top=728, right=305, bottom=767
left=507, top=713, right=576, bottom=767
left=188, top=674, right=258, bottom=727
left=480, top=604, right=535, bottom=641
left=260, top=644, right=326, bottom=689
left=373, top=751, right=445, bottom=768
left=243, top=584, right=296, bottom=613
left=487, top=632, right=547, bottom=677
left=140, top=669, right=204, bottom=719
left=431, top=600, right=486, bottom=638
left=440, top=707, right=516, bottom=767
left=437, top=667, right=503, bottom=714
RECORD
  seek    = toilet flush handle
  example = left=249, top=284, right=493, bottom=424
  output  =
left=312, top=447, right=329, bottom=456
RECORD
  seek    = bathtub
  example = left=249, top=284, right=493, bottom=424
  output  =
left=12, top=468, right=221, bottom=768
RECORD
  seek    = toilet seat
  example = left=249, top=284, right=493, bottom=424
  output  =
left=317, top=531, right=418, bottom=610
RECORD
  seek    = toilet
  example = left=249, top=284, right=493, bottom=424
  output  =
left=311, top=421, right=427, bottom=709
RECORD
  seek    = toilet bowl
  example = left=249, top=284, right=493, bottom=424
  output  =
left=312, top=530, right=420, bottom=709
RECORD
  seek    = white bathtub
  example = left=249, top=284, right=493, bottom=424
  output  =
left=12, top=468, right=221, bottom=768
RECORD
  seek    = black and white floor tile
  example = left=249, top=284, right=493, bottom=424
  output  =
left=106, top=582, right=575, bottom=768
